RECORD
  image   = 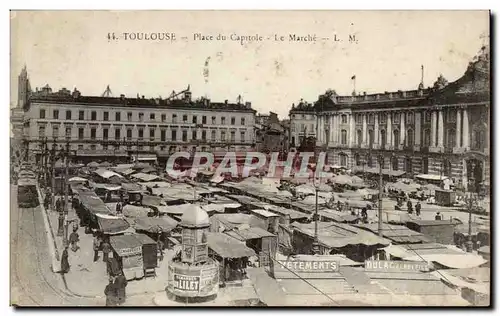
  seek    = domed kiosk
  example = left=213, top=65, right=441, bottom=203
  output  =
left=166, top=206, right=219, bottom=302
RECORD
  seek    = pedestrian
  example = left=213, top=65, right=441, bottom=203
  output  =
left=415, top=201, right=421, bottom=216
left=435, top=212, right=442, bottom=220
left=361, top=207, right=368, bottom=222
left=93, top=234, right=101, bottom=262
left=102, top=238, right=111, bottom=263
left=56, top=198, right=61, bottom=213
left=104, top=279, right=118, bottom=306
left=157, top=235, right=164, bottom=262
left=407, top=200, right=413, bottom=214
left=114, top=273, right=128, bottom=305
left=115, top=201, right=122, bottom=215
left=69, top=227, right=80, bottom=252
left=60, top=244, right=70, bottom=274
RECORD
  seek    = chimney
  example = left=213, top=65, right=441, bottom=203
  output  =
left=142, top=95, right=145, bottom=99
left=224, top=100, right=228, bottom=104
left=120, top=94, right=125, bottom=100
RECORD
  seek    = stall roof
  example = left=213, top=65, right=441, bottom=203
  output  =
left=122, top=205, right=152, bottom=218
left=134, top=216, right=178, bottom=233
left=250, top=209, right=281, bottom=218
left=408, top=219, right=462, bottom=227
left=94, top=168, right=123, bottom=179
left=225, top=227, right=276, bottom=241
left=96, top=213, right=131, bottom=234
left=78, top=191, right=112, bottom=215
left=415, top=174, right=448, bottom=181
left=318, top=209, right=358, bottom=223
left=131, top=173, right=160, bottom=182
left=139, top=181, right=171, bottom=189
left=292, top=222, right=390, bottom=249
left=207, top=232, right=256, bottom=258
left=141, top=195, right=165, bottom=207
left=110, top=234, right=143, bottom=251
left=210, top=213, right=260, bottom=230
left=90, top=182, right=121, bottom=191
left=121, top=182, right=145, bottom=193
left=157, top=203, right=197, bottom=215
left=262, top=205, right=308, bottom=220
left=355, top=223, right=430, bottom=244
left=132, top=233, right=157, bottom=245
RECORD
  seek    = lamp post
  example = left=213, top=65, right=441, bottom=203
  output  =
left=377, top=154, right=384, bottom=236
left=312, top=106, right=321, bottom=255
left=62, top=141, right=71, bottom=246
left=464, top=192, right=478, bottom=253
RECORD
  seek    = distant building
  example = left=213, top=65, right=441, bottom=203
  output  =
left=18, top=70, right=257, bottom=164
left=255, top=112, right=288, bottom=152
left=289, top=46, right=490, bottom=191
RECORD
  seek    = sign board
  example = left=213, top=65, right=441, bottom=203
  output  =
left=173, top=274, right=200, bottom=292
left=275, top=260, right=340, bottom=272
left=364, top=260, right=430, bottom=272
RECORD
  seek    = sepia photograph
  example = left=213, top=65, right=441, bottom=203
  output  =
left=9, top=10, right=491, bottom=307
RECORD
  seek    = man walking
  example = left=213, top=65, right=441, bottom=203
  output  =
left=102, top=238, right=112, bottom=263
left=104, top=279, right=118, bottom=306
left=60, top=244, right=70, bottom=274
left=415, top=201, right=421, bottom=217
left=93, top=234, right=101, bottom=262
left=114, top=273, right=128, bottom=305
left=69, top=226, right=80, bottom=252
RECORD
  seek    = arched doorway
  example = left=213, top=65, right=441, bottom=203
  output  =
left=466, top=158, right=484, bottom=192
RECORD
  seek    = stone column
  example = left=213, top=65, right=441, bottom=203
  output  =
left=456, top=109, right=462, bottom=148
left=374, top=113, right=380, bottom=148
left=431, top=111, right=437, bottom=147
left=438, top=110, right=444, bottom=148
left=330, top=115, right=335, bottom=145
left=400, top=112, right=405, bottom=147
left=362, top=114, right=367, bottom=147
left=415, top=112, right=421, bottom=146
left=349, top=114, right=355, bottom=147
left=462, top=108, right=469, bottom=149
left=387, top=112, right=392, bottom=148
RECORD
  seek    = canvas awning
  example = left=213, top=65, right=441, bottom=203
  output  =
left=122, top=205, right=152, bottom=218
left=134, top=216, right=178, bottom=233
left=415, top=174, right=448, bottom=181
left=96, top=213, right=131, bottom=234
left=207, top=232, right=256, bottom=258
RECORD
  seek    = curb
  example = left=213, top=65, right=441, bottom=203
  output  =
left=36, top=185, right=60, bottom=273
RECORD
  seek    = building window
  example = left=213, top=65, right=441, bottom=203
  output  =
left=391, top=157, right=399, bottom=171
left=380, top=113, right=386, bottom=124
left=407, top=113, right=414, bottom=124
left=202, top=116, right=207, bottom=124
left=91, top=111, right=97, bottom=121
left=78, top=145, right=83, bottom=150
left=90, top=145, right=96, bottom=151
left=355, top=153, right=361, bottom=166
left=115, top=112, right=121, bottom=121
left=161, top=114, right=166, bottom=122
left=241, top=118, right=245, bottom=125
left=301, top=124, right=305, bottom=132
left=407, top=129, right=414, bottom=147
left=65, top=110, right=71, bottom=120
left=127, top=144, right=131, bottom=150
left=221, top=117, right=227, bottom=125
left=79, top=111, right=85, bottom=120
left=150, top=113, right=155, bottom=121
left=341, top=130, right=347, bottom=145
left=357, top=129, right=362, bottom=146
left=368, top=114, right=375, bottom=124
left=240, top=131, right=245, bottom=142
left=103, top=128, right=108, bottom=140
left=115, top=129, right=120, bottom=140
left=367, top=156, right=373, bottom=168
left=393, top=130, right=400, bottom=147
left=182, top=130, right=188, bottom=142
left=339, top=154, right=348, bottom=167
left=425, top=111, right=431, bottom=123
left=341, top=115, right=347, bottom=124
left=183, top=115, right=188, bottom=123
left=90, top=128, right=96, bottom=140
left=52, top=125, right=59, bottom=138
left=380, top=130, right=386, bottom=148
left=211, top=130, right=216, bottom=141
left=138, top=113, right=144, bottom=121
left=447, top=128, right=456, bottom=148
left=291, top=124, right=296, bottom=132
left=393, top=113, right=400, bottom=124
left=212, top=116, right=216, bottom=124
left=53, top=110, right=59, bottom=119
left=221, top=131, right=226, bottom=141
left=424, top=128, right=431, bottom=146
left=192, top=116, right=197, bottom=124
left=192, top=131, right=197, bottom=140
left=443, top=159, right=452, bottom=177
left=231, top=131, right=236, bottom=142
left=103, top=111, right=109, bottom=121
left=161, top=130, right=166, bottom=141
left=380, top=157, right=385, bottom=169
left=138, top=128, right=144, bottom=139
left=368, top=130, right=374, bottom=148
left=447, top=109, right=456, bottom=123
left=127, top=112, right=132, bottom=121
left=231, top=117, right=236, bottom=125
left=138, top=145, right=143, bottom=151
left=65, top=127, right=71, bottom=139
left=172, top=114, right=177, bottom=123
left=127, top=129, right=132, bottom=140
left=172, top=130, right=177, bottom=141
left=422, top=157, right=429, bottom=174
left=405, top=157, right=413, bottom=174
left=38, top=109, right=46, bottom=119
left=103, top=144, right=108, bottom=150
left=149, top=129, right=155, bottom=140
left=160, top=145, right=166, bottom=151
left=78, top=128, right=84, bottom=140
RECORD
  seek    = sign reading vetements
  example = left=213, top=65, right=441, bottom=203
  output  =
left=276, top=260, right=340, bottom=272
left=364, top=260, right=430, bottom=272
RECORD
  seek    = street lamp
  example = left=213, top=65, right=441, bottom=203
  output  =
left=463, top=192, right=479, bottom=253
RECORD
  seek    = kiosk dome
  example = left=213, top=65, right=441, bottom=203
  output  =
left=180, top=205, right=210, bottom=228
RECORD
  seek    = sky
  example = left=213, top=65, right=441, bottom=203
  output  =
left=10, top=10, right=489, bottom=118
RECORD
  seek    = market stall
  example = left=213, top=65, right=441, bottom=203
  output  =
left=109, top=234, right=145, bottom=280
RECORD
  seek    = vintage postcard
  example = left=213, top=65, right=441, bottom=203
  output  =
left=10, top=10, right=490, bottom=307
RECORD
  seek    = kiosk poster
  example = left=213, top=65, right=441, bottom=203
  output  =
left=173, top=274, right=200, bottom=292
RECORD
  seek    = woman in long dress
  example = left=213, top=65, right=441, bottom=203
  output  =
left=60, top=245, right=70, bottom=274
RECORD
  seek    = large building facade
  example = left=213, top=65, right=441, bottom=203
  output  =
left=289, top=47, right=490, bottom=190
left=19, top=72, right=256, bottom=164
